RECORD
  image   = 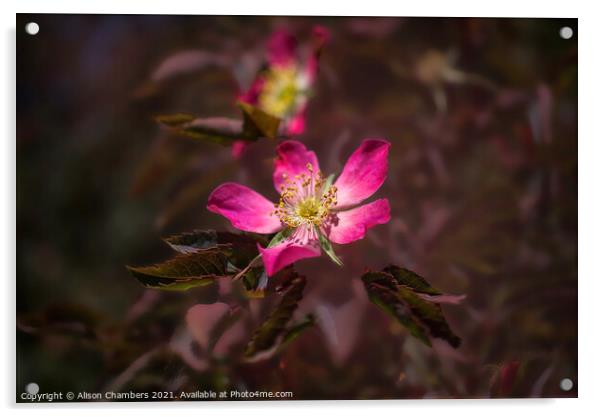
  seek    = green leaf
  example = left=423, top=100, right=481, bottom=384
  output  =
left=266, top=228, right=293, bottom=248
left=361, top=267, right=461, bottom=348
left=316, top=228, right=343, bottom=266
left=362, top=271, right=432, bottom=346
left=126, top=248, right=230, bottom=291
left=155, top=113, right=196, bottom=127
left=156, top=103, right=281, bottom=148
left=128, top=230, right=271, bottom=294
left=382, top=265, right=443, bottom=296
left=163, top=229, right=222, bottom=253
left=156, top=114, right=244, bottom=146
left=281, top=314, right=315, bottom=346
left=397, top=285, right=461, bottom=347
left=164, top=229, right=267, bottom=269
left=238, top=102, right=281, bottom=139
left=244, top=269, right=309, bottom=361
left=241, top=267, right=269, bottom=297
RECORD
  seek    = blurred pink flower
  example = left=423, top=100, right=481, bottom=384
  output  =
left=171, top=303, right=245, bottom=371
left=208, top=139, right=391, bottom=276
left=232, top=26, right=329, bottom=157
left=315, top=279, right=369, bottom=366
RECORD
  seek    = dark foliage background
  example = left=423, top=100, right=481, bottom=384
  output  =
left=17, top=14, right=577, bottom=399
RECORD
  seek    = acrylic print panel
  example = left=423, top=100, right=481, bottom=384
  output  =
left=16, top=14, right=577, bottom=402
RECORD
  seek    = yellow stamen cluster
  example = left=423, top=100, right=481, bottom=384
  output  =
left=258, top=65, right=302, bottom=118
left=272, top=163, right=338, bottom=228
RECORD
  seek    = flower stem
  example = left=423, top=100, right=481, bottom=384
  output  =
left=232, top=254, right=262, bottom=281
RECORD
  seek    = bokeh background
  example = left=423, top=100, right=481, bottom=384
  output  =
left=17, top=15, right=577, bottom=400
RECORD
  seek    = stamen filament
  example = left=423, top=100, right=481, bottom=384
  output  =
left=272, top=164, right=337, bottom=230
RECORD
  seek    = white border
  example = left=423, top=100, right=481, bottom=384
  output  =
left=10, top=0, right=583, bottom=17
left=4, top=1, right=601, bottom=416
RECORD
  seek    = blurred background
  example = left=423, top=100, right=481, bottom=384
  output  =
left=17, top=15, right=577, bottom=399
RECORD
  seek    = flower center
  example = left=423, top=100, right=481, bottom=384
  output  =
left=295, top=197, right=322, bottom=220
left=258, top=65, right=304, bottom=118
left=272, top=163, right=338, bottom=228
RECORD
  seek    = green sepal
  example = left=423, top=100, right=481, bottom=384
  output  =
left=267, top=228, right=294, bottom=248
left=316, top=227, right=343, bottom=266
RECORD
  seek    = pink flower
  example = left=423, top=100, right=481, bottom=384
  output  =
left=314, top=279, right=369, bottom=366
left=238, top=26, right=329, bottom=136
left=170, top=303, right=245, bottom=372
left=232, top=27, right=328, bottom=159
left=208, top=139, right=391, bottom=276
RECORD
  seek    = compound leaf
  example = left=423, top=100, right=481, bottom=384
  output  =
left=362, top=267, right=461, bottom=348
left=244, top=269, right=310, bottom=361
left=126, top=248, right=230, bottom=291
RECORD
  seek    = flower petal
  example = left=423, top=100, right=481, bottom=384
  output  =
left=267, top=29, right=298, bottom=67
left=231, top=140, right=248, bottom=159
left=238, top=77, right=265, bottom=105
left=186, top=303, right=230, bottom=350
left=213, top=320, right=245, bottom=358
left=304, top=25, right=330, bottom=82
left=315, top=296, right=365, bottom=366
left=258, top=239, right=321, bottom=276
left=285, top=108, right=307, bottom=136
left=273, top=140, right=320, bottom=192
left=207, top=183, right=282, bottom=233
left=170, top=330, right=209, bottom=372
left=324, top=198, right=391, bottom=244
left=334, top=139, right=391, bottom=208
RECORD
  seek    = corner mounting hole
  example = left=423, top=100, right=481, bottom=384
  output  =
left=25, top=382, right=39, bottom=395
left=25, top=22, right=39, bottom=35
left=559, top=26, right=573, bottom=40
left=560, top=378, right=573, bottom=391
